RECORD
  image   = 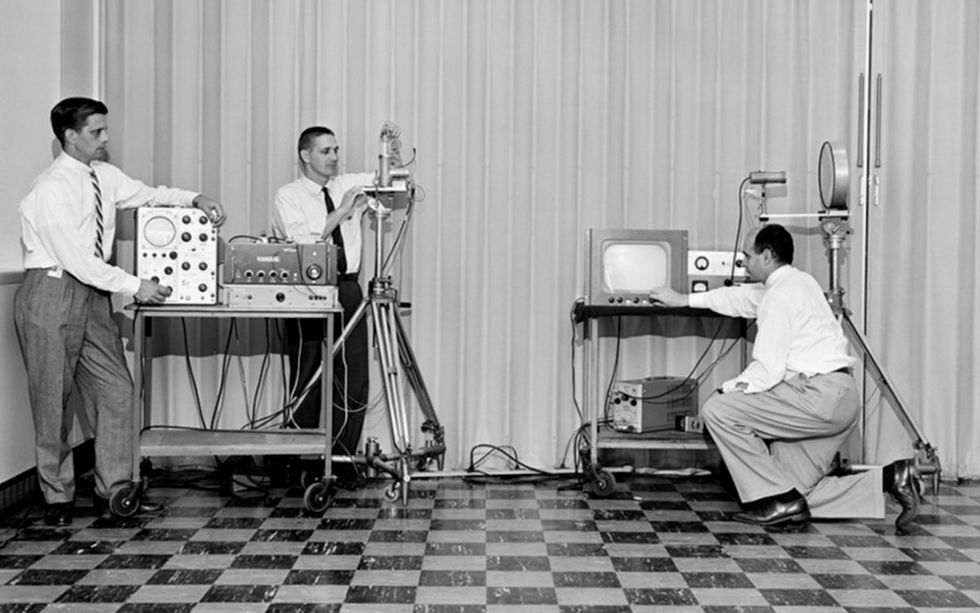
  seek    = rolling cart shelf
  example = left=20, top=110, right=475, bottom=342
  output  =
left=595, top=427, right=714, bottom=451
left=576, top=302, right=746, bottom=497
left=139, top=429, right=329, bottom=456
left=127, top=303, right=341, bottom=516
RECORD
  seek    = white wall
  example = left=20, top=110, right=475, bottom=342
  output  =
left=0, top=0, right=97, bottom=483
left=0, top=1, right=64, bottom=272
left=0, top=283, right=35, bottom=481
left=0, top=0, right=61, bottom=481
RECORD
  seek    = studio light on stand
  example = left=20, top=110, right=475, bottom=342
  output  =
left=757, top=141, right=940, bottom=492
left=321, top=122, right=446, bottom=504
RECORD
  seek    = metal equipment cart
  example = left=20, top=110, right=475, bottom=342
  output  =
left=574, top=303, right=747, bottom=496
left=108, top=303, right=340, bottom=515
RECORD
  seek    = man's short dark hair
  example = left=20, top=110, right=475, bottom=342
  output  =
left=753, top=224, right=794, bottom=265
left=50, top=97, right=108, bottom=146
left=297, top=126, right=335, bottom=161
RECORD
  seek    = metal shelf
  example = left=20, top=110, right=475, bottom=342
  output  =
left=595, top=427, right=714, bottom=451
left=139, top=428, right=328, bottom=456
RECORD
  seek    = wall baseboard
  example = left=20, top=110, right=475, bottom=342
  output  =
left=0, top=439, right=94, bottom=517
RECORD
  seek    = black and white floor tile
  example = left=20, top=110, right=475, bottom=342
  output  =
left=1, top=471, right=978, bottom=612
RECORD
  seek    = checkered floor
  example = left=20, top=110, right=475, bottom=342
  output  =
left=1, top=469, right=979, bottom=612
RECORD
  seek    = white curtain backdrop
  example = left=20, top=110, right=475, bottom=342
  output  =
left=857, top=0, right=980, bottom=478
left=96, top=0, right=977, bottom=478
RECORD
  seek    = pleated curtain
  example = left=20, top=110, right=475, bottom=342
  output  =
left=96, top=0, right=978, bottom=478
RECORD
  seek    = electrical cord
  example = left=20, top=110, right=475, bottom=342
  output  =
left=632, top=317, right=741, bottom=403
left=692, top=324, right=754, bottom=385
left=463, top=443, right=568, bottom=485
left=730, top=177, right=751, bottom=284
left=226, top=234, right=272, bottom=243
left=602, top=317, right=624, bottom=421
left=381, top=191, right=416, bottom=273
left=568, top=298, right=586, bottom=424
left=179, top=318, right=208, bottom=429
left=272, top=320, right=290, bottom=416
left=136, top=313, right=367, bottom=493
left=247, top=320, right=275, bottom=426
left=208, top=320, right=238, bottom=430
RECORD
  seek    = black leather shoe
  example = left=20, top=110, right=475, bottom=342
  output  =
left=43, top=502, right=74, bottom=527
left=734, top=495, right=811, bottom=526
left=887, top=458, right=920, bottom=531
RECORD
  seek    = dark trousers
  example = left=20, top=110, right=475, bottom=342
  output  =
left=13, top=270, right=134, bottom=503
left=285, top=278, right=369, bottom=456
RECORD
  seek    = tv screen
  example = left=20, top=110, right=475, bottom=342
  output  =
left=587, top=229, right=688, bottom=305
left=602, top=242, right=670, bottom=293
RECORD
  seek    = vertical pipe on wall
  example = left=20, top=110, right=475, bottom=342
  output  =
left=855, top=0, right=876, bottom=465
left=858, top=0, right=874, bottom=334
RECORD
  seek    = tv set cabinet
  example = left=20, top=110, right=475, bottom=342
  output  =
left=573, top=302, right=748, bottom=496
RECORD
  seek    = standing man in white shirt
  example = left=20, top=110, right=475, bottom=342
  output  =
left=15, top=97, right=226, bottom=526
left=272, top=126, right=375, bottom=480
left=650, top=224, right=919, bottom=531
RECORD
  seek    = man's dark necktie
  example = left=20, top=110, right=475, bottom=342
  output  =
left=322, top=187, right=348, bottom=274
left=90, top=168, right=104, bottom=259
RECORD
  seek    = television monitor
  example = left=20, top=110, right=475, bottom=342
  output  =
left=587, top=229, right=688, bottom=306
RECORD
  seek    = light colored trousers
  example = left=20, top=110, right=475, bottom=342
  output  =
left=14, top=269, right=134, bottom=504
left=702, top=371, right=885, bottom=519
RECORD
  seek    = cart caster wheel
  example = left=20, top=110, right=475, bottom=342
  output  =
left=108, top=483, right=141, bottom=518
left=383, top=481, right=401, bottom=502
left=588, top=469, right=616, bottom=498
left=299, top=469, right=320, bottom=490
left=303, top=481, right=333, bottom=514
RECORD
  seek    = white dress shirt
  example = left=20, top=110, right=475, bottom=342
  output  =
left=271, top=172, right=375, bottom=274
left=689, top=265, right=856, bottom=393
left=19, top=152, right=199, bottom=296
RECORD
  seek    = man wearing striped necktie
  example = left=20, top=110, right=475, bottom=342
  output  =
left=15, top=97, right=226, bottom=526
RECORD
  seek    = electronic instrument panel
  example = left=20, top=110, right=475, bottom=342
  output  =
left=136, top=207, right=218, bottom=304
left=222, top=242, right=336, bottom=286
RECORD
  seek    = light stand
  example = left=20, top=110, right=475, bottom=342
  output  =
left=757, top=142, right=941, bottom=494
left=820, top=218, right=941, bottom=493
left=302, top=124, right=444, bottom=507
left=330, top=190, right=445, bottom=504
